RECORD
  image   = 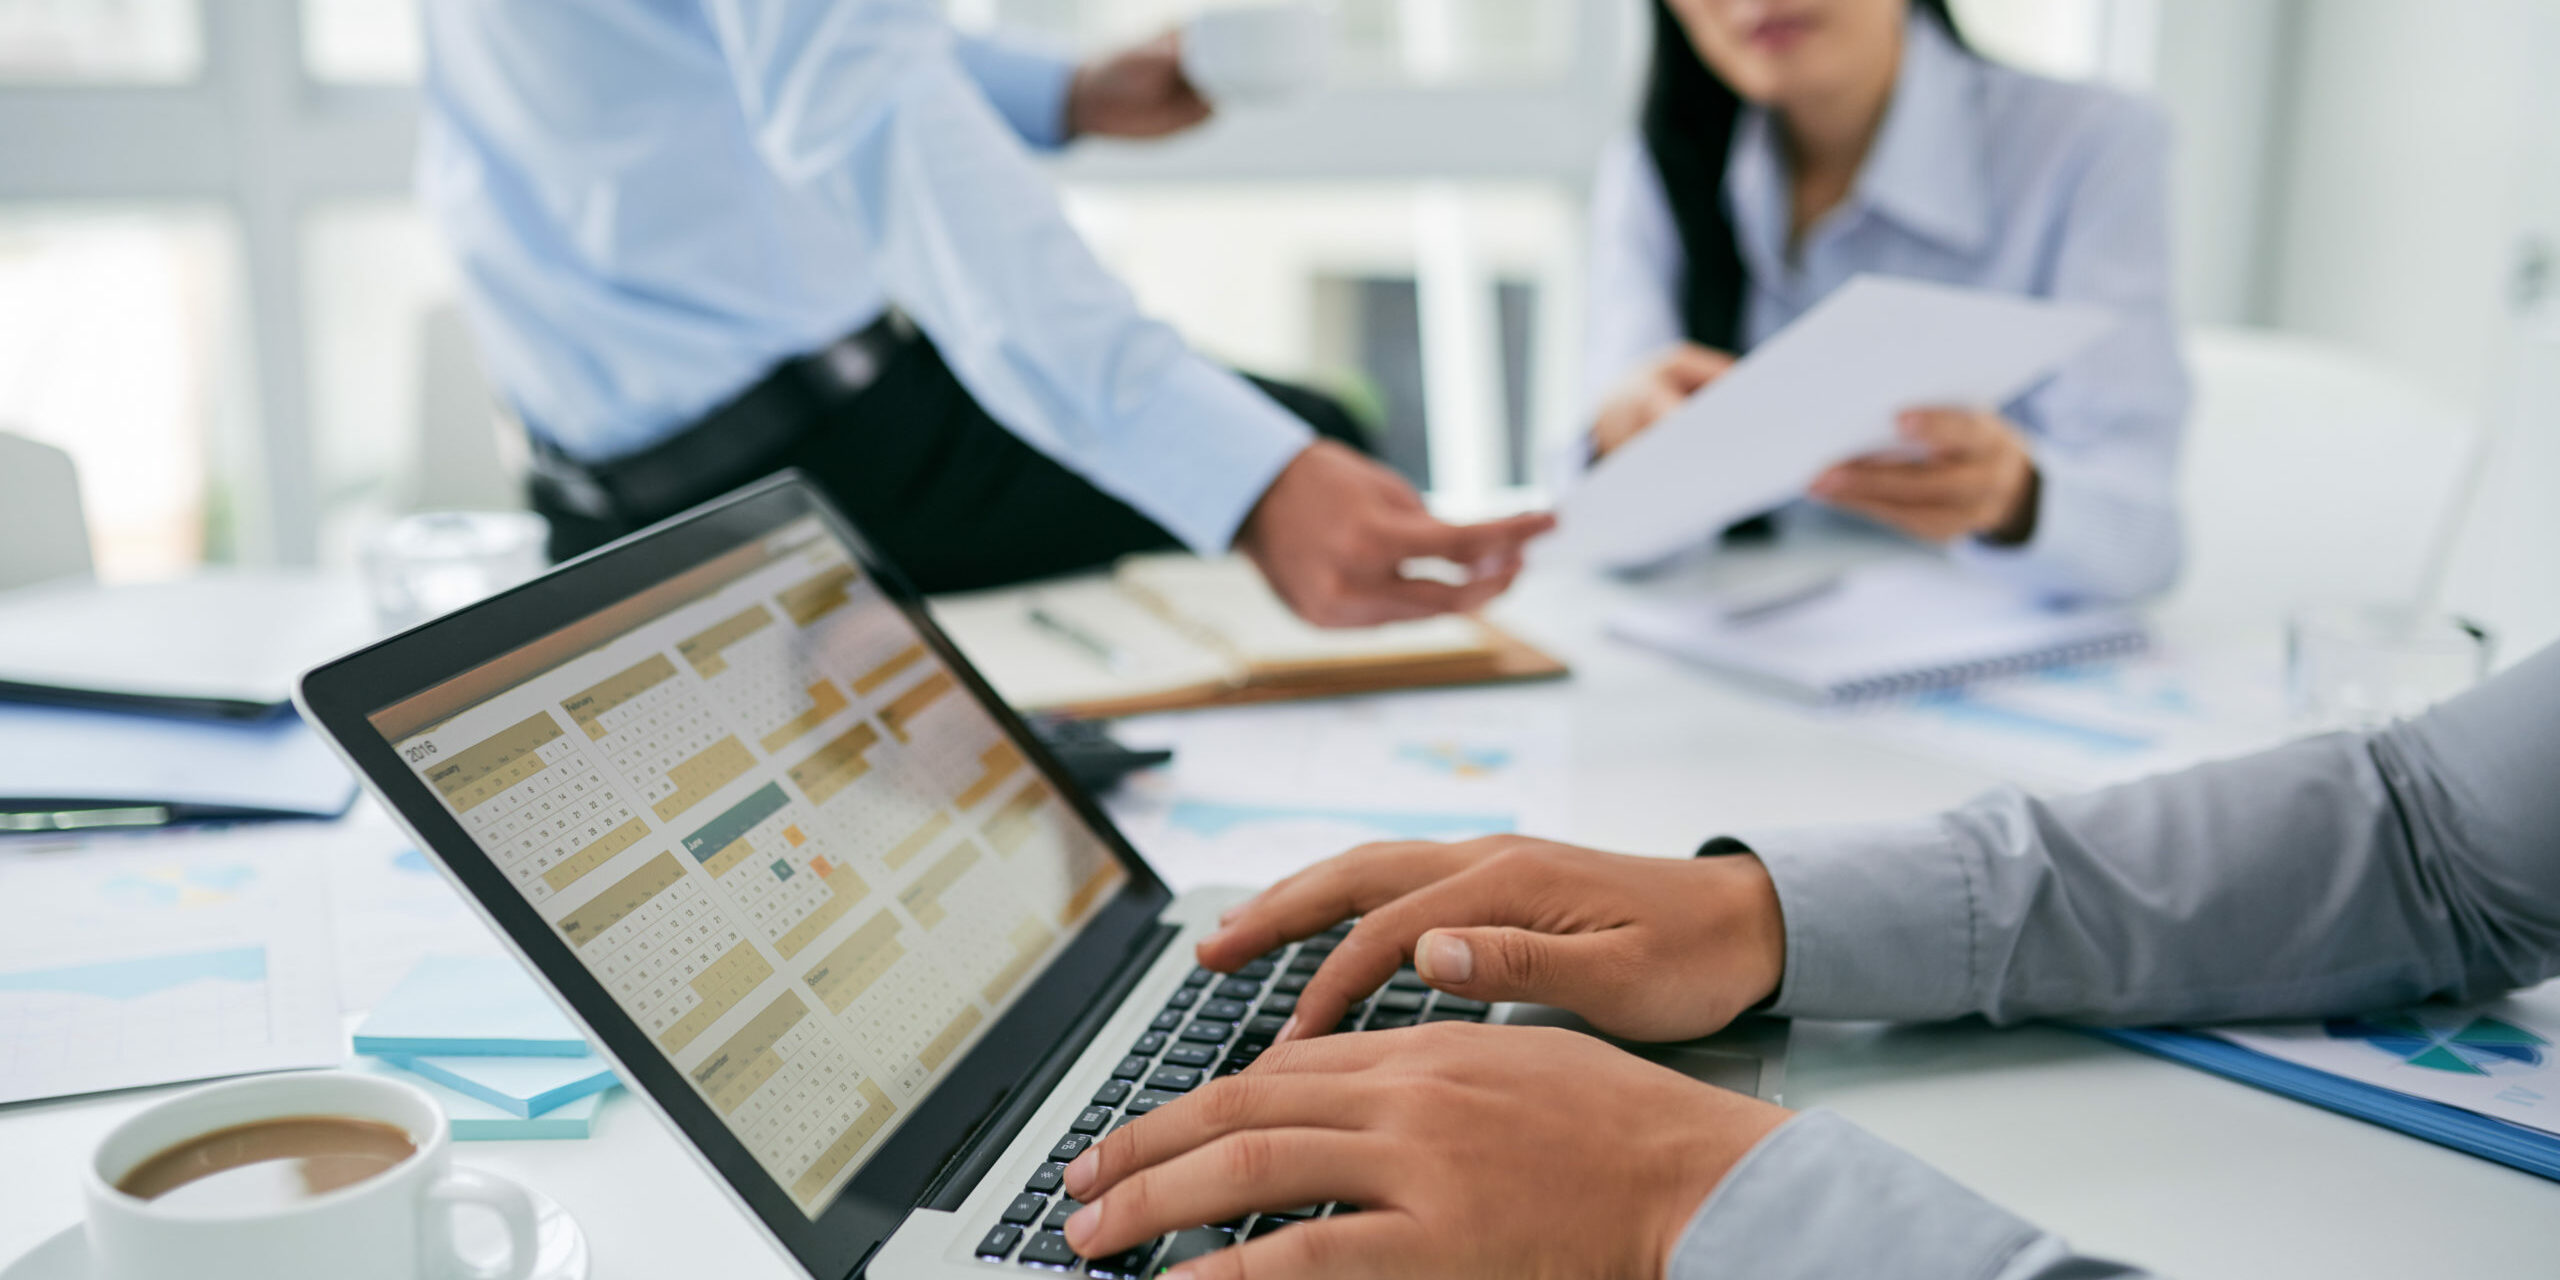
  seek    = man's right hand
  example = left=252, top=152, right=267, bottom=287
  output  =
left=1194, top=836, right=1788, bottom=1043
left=1590, top=341, right=1734, bottom=460
left=1235, top=441, right=1554, bottom=628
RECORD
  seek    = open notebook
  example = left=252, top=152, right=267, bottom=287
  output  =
left=1608, top=559, right=2146, bottom=705
left=930, top=555, right=1566, bottom=718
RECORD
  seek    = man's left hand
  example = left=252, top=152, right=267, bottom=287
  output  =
left=1068, top=33, right=1211, bottom=140
left=1059, top=1024, right=1790, bottom=1279
left=1810, top=407, right=2040, bottom=545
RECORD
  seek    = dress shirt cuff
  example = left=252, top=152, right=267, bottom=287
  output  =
left=1668, top=1109, right=2047, bottom=1280
left=1090, top=358, right=1314, bottom=553
left=1949, top=454, right=2177, bottom=606
left=1732, top=817, right=1983, bottom=1022
left=954, top=36, right=1077, bottom=150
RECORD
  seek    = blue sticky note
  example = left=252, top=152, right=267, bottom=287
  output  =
left=378, top=1052, right=618, bottom=1118
left=364, top=1060, right=607, bottom=1140
left=352, top=956, right=590, bottom=1057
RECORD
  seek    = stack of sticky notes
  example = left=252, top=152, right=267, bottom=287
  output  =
left=353, top=956, right=619, bottom=1140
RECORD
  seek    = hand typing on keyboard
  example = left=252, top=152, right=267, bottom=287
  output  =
left=1057, top=1023, right=1787, bottom=1279
left=1194, top=836, right=1788, bottom=1044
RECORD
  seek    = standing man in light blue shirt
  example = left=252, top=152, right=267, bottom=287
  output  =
left=420, top=0, right=1551, bottom=622
left=1582, top=0, right=2188, bottom=603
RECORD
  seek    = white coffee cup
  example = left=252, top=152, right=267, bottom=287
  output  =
left=84, top=1071, right=538, bottom=1280
left=1180, top=3, right=1331, bottom=105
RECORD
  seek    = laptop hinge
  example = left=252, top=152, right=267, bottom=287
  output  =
left=915, top=922, right=1179, bottom=1214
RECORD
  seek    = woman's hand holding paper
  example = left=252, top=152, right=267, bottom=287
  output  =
left=1811, top=406, right=2039, bottom=545
left=1590, top=342, right=1736, bottom=460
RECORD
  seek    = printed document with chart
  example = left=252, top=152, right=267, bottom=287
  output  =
left=2205, top=979, right=2560, bottom=1138
left=0, top=826, right=341, bottom=1104
left=370, top=522, right=1125, bottom=1215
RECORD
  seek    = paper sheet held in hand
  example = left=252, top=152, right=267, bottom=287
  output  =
left=1557, top=276, right=2117, bottom=566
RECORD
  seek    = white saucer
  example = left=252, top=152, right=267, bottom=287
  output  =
left=1, top=1175, right=589, bottom=1280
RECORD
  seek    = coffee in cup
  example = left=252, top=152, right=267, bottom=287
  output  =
left=85, top=1071, right=537, bottom=1280
left=115, top=1114, right=419, bottom=1213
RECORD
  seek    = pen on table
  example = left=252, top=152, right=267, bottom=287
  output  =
left=1717, top=571, right=1845, bottom=625
left=1027, top=604, right=1130, bottom=673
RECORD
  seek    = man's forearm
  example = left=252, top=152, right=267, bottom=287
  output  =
left=1741, top=643, right=2560, bottom=1027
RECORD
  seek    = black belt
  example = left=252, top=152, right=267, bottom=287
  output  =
left=529, top=312, right=914, bottom=523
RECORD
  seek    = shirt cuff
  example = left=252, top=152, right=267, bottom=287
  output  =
left=1084, top=358, right=1314, bottom=553
left=1728, top=816, right=1983, bottom=1023
left=1949, top=454, right=2180, bottom=606
left=954, top=36, right=1077, bottom=150
left=1667, top=1110, right=2047, bottom=1280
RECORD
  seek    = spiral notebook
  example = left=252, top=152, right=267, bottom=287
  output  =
left=1608, top=560, right=2147, bottom=705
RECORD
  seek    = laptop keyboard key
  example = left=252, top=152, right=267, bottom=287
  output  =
left=1087, top=1244, right=1160, bottom=1279
left=1026, top=1162, right=1066, bottom=1194
left=1163, top=1044, right=1216, bottom=1068
left=1155, top=1227, right=1234, bottom=1270
left=1131, top=1031, right=1169, bottom=1056
left=1273, top=973, right=1311, bottom=994
left=1043, top=1199, right=1082, bottom=1232
left=1366, top=1010, right=1418, bottom=1030
left=1001, top=1193, right=1046, bottom=1226
left=1234, top=958, right=1276, bottom=980
left=1071, top=1107, right=1112, bottom=1136
left=1112, top=1056, right=1149, bottom=1080
left=1257, top=993, right=1298, bottom=1016
left=1146, top=1065, right=1202, bottom=1092
left=1150, top=1009, right=1185, bottom=1032
left=1049, top=1134, right=1093, bottom=1162
left=1016, top=1232, right=1081, bottom=1268
left=1435, top=996, right=1491, bottom=1015
left=1185, top=967, right=1216, bottom=987
left=1284, top=951, right=1327, bottom=975
left=1375, top=989, right=1426, bottom=1013
left=1093, top=1080, right=1132, bottom=1108
left=1127, top=1088, right=1181, bottom=1115
left=1241, top=1015, right=1289, bottom=1042
left=1180, top=1020, right=1234, bottom=1044
left=1198, top=998, right=1250, bottom=1021
left=1385, top=970, right=1428, bottom=992
left=977, top=1224, right=1024, bottom=1259
left=1163, top=985, right=1201, bottom=1011
left=1214, top=977, right=1263, bottom=1001
left=1296, top=935, right=1340, bottom=956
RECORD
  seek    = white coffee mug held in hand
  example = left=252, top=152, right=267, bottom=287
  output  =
left=84, top=1071, right=539, bottom=1280
left=1180, top=3, right=1330, bottom=105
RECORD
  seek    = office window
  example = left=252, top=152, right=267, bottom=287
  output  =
left=0, top=210, right=246, bottom=579
left=306, top=202, right=497, bottom=570
left=1064, top=183, right=1580, bottom=506
left=302, top=0, right=421, bottom=84
left=0, top=0, right=199, bottom=82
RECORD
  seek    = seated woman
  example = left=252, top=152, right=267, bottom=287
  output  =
left=1583, top=0, right=2188, bottom=603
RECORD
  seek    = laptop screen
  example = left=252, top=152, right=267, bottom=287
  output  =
left=363, top=513, right=1127, bottom=1219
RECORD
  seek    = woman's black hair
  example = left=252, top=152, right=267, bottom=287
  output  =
left=1640, top=0, right=1966, bottom=351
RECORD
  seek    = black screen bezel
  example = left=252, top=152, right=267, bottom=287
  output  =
left=297, top=473, right=1174, bottom=1279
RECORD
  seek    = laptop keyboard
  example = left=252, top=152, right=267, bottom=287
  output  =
left=973, top=921, right=1490, bottom=1274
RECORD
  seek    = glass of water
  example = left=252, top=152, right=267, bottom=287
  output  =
left=2286, top=603, right=2492, bottom=731
left=362, top=511, right=550, bottom=632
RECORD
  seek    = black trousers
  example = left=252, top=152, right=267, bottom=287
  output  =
left=535, top=335, right=1369, bottom=593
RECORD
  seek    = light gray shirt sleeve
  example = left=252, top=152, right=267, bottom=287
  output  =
left=1746, top=640, right=2560, bottom=1026
left=1670, top=641, right=2560, bottom=1278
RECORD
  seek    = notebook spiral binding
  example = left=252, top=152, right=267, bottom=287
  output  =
left=1831, top=631, right=2151, bottom=705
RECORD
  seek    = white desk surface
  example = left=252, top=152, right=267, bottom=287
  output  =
left=5, top=555, right=2554, bottom=1277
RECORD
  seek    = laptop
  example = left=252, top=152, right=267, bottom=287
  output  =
left=298, top=473, right=1787, bottom=1279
